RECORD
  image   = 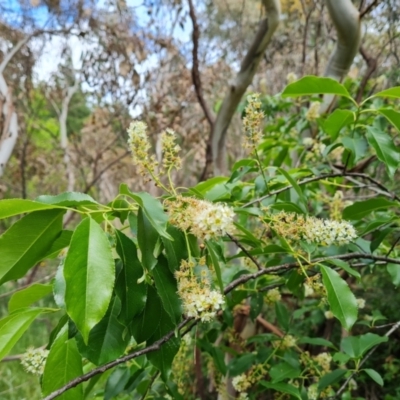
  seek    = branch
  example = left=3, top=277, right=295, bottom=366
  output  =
left=0, top=36, right=31, bottom=74
left=356, top=46, right=378, bottom=103
left=204, top=0, right=280, bottom=176
left=360, top=0, right=379, bottom=19
left=244, top=171, right=400, bottom=207
left=228, top=233, right=262, bottom=270
left=322, top=0, right=361, bottom=112
left=187, top=0, right=214, bottom=129
left=334, top=320, right=400, bottom=398
left=44, top=252, right=400, bottom=399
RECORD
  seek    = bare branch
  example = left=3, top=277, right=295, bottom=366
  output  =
left=204, top=0, right=281, bottom=176
left=187, top=0, right=214, bottom=129
left=360, top=0, right=379, bottom=19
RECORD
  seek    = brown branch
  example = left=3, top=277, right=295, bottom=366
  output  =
left=43, top=252, right=400, bottom=399
left=187, top=0, right=214, bottom=130
left=228, top=233, right=262, bottom=270
left=360, top=0, right=379, bottom=19
left=356, top=46, right=378, bottom=103
left=256, top=315, right=284, bottom=337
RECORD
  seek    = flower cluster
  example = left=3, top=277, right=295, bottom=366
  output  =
left=264, top=211, right=357, bottom=247
left=313, top=352, right=332, bottom=372
left=231, top=363, right=267, bottom=396
left=303, top=217, right=357, bottom=246
left=127, top=121, right=158, bottom=181
left=232, top=374, right=252, bottom=393
left=160, top=128, right=181, bottom=171
left=21, top=347, right=49, bottom=376
left=286, top=72, right=298, bottom=84
left=243, top=93, right=264, bottom=151
left=303, top=137, right=326, bottom=160
left=176, top=260, right=224, bottom=322
left=264, top=288, right=281, bottom=304
left=166, top=196, right=235, bottom=240
left=306, top=101, right=321, bottom=121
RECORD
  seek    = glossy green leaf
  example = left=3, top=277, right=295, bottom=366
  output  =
left=341, top=135, right=368, bottom=163
left=119, top=185, right=172, bottom=239
left=323, top=109, right=355, bottom=140
left=326, top=259, right=361, bottom=279
left=364, top=368, right=384, bottom=386
left=270, top=362, right=301, bottom=383
left=115, top=230, right=147, bottom=324
left=64, top=217, right=115, bottom=343
left=131, top=285, right=162, bottom=343
left=147, top=296, right=181, bottom=381
left=137, top=207, right=159, bottom=270
left=0, top=209, right=64, bottom=284
left=76, top=297, right=130, bottom=365
left=342, top=333, right=388, bottom=359
left=0, top=199, right=59, bottom=219
left=104, top=367, right=131, bottom=400
left=206, top=241, right=224, bottom=292
left=387, top=263, right=400, bottom=286
left=161, top=225, right=188, bottom=273
left=318, top=369, right=347, bottom=390
left=366, top=126, right=400, bottom=178
left=260, top=381, right=301, bottom=399
left=343, top=197, right=397, bottom=220
left=36, top=192, right=98, bottom=207
left=0, top=308, right=44, bottom=361
left=152, top=255, right=181, bottom=324
left=275, top=302, right=290, bottom=332
left=43, top=230, right=73, bottom=259
left=320, top=265, right=357, bottom=330
left=371, top=86, right=400, bottom=99
left=298, top=337, right=336, bottom=349
left=277, top=168, right=307, bottom=212
left=282, top=76, right=351, bottom=99
left=8, top=283, right=52, bottom=313
left=378, top=108, right=400, bottom=132
left=42, top=324, right=83, bottom=400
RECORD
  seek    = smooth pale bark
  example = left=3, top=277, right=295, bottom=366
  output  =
left=0, top=37, right=29, bottom=177
left=322, top=0, right=361, bottom=112
left=211, top=0, right=281, bottom=175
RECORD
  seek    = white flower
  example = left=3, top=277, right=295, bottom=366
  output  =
left=21, top=347, right=49, bottom=376
left=265, top=288, right=281, bottom=303
left=232, top=374, right=251, bottom=392
left=356, top=298, right=366, bottom=309
left=306, top=102, right=321, bottom=121
left=324, top=310, right=334, bottom=319
left=307, top=384, right=319, bottom=400
left=304, top=283, right=315, bottom=297
left=286, top=72, right=298, bottom=84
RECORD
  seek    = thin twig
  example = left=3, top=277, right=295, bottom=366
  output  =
left=334, top=320, right=400, bottom=398
left=360, top=0, right=379, bottom=18
left=228, top=233, right=262, bottom=270
left=187, top=0, right=214, bottom=129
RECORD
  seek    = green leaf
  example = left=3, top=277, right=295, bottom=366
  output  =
left=343, top=197, right=397, bottom=220
left=147, top=296, right=181, bottom=381
left=259, top=381, right=302, bottom=399
left=298, top=337, right=336, bottom=349
left=131, top=285, right=161, bottom=343
left=115, top=230, right=147, bottom=324
left=137, top=207, right=159, bottom=270
left=64, top=218, right=115, bottom=343
left=43, top=230, right=73, bottom=259
left=0, top=209, right=64, bottom=284
left=378, top=108, right=400, bottom=132
left=275, top=302, right=290, bottom=332
left=318, top=369, right=347, bottom=391
left=341, top=333, right=388, bottom=359
left=0, top=308, right=44, bottom=361
left=0, top=199, right=59, bottom=220
left=76, top=297, right=130, bottom=365
left=364, top=368, right=384, bottom=386
left=206, top=241, right=224, bottom=292
left=326, top=259, right=361, bottom=279
left=320, top=265, right=357, bottom=331
left=161, top=225, right=188, bottom=273
left=371, top=86, right=400, bottom=99
left=341, top=135, right=368, bottom=163
left=42, top=324, right=83, bottom=400
left=282, top=76, right=351, bottom=99
left=366, top=126, right=400, bottom=178
left=36, top=192, right=98, bottom=207
left=119, top=185, right=172, bottom=240
left=323, top=109, right=355, bottom=140
left=387, top=263, right=400, bottom=286
left=104, top=367, right=131, bottom=400
left=270, top=362, right=301, bottom=383
left=152, top=255, right=182, bottom=324
left=277, top=168, right=307, bottom=212
left=227, top=353, right=255, bottom=376
left=8, top=283, right=52, bottom=313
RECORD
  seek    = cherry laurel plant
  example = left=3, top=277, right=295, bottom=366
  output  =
left=0, top=76, right=400, bottom=400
